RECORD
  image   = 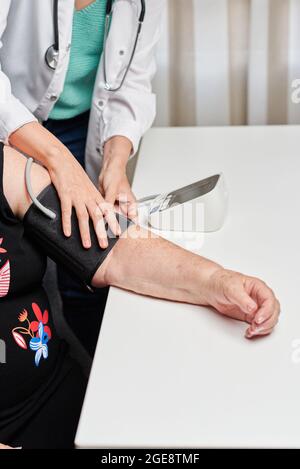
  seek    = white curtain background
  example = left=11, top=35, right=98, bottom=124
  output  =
left=152, top=0, right=300, bottom=126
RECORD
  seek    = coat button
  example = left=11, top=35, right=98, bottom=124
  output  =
left=50, top=95, right=57, bottom=101
left=98, top=100, right=105, bottom=108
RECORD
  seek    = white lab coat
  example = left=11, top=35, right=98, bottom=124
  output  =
left=0, top=0, right=164, bottom=183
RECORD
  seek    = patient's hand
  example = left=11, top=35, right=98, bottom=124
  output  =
left=204, top=269, right=280, bottom=339
left=0, top=443, right=12, bottom=449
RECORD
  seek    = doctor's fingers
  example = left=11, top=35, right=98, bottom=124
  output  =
left=127, top=202, right=138, bottom=223
left=60, top=196, right=73, bottom=239
left=61, top=195, right=110, bottom=249
left=123, top=199, right=138, bottom=223
left=118, top=191, right=138, bottom=223
left=91, top=201, right=121, bottom=246
left=61, top=192, right=95, bottom=249
left=75, top=203, right=92, bottom=249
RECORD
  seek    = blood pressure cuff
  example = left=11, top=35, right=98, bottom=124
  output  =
left=23, top=184, right=133, bottom=289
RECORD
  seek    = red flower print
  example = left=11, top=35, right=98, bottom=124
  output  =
left=18, top=309, right=28, bottom=322
left=0, top=238, right=7, bottom=254
left=0, top=238, right=10, bottom=298
left=0, top=260, right=10, bottom=298
left=12, top=303, right=52, bottom=366
left=12, top=331, right=27, bottom=350
left=29, top=303, right=52, bottom=339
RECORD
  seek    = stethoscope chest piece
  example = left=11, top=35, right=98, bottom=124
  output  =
left=45, top=44, right=59, bottom=70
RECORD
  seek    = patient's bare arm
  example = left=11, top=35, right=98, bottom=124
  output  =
left=3, top=145, right=280, bottom=339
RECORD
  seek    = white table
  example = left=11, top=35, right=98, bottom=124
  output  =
left=76, top=126, right=300, bottom=449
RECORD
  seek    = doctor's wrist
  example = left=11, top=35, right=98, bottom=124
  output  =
left=42, top=144, right=81, bottom=174
left=103, top=151, right=128, bottom=167
left=8, top=122, right=74, bottom=172
left=103, top=136, right=132, bottom=169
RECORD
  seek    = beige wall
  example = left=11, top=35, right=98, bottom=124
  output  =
left=152, top=0, right=300, bottom=127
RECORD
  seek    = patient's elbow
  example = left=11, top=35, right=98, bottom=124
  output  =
left=91, top=248, right=115, bottom=288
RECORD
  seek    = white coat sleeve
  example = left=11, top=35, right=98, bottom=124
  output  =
left=99, top=0, right=165, bottom=155
left=0, top=0, right=37, bottom=143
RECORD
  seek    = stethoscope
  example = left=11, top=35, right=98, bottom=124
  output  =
left=45, top=0, right=146, bottom=92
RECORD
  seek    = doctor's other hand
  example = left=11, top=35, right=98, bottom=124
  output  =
left=99, top=136, right=138, bottom=222
left=204, top=269, right=280, bottom=339
left=0, top=444, right=12, bottom=449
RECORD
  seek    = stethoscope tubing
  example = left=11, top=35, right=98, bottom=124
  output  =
left=45, top=0, right=146, bottom=87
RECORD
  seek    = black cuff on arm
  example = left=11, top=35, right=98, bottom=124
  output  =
left=23, top=184, right=133, bottom=288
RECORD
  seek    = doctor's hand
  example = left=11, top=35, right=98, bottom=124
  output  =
left=49, top=152, right=123, bottom=249
left=99, top=136, right=138, bottom=222
left=204, top=269, right=280, bottom=339
left=0, top=444, right=12, bottom=449
left=9, top=123, right=121, bottom=250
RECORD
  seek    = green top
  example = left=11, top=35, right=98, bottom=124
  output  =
left=49, top=0, right=107, bottom=120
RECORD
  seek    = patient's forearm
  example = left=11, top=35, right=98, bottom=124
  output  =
left=93, top=225, right=222, bottom=305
